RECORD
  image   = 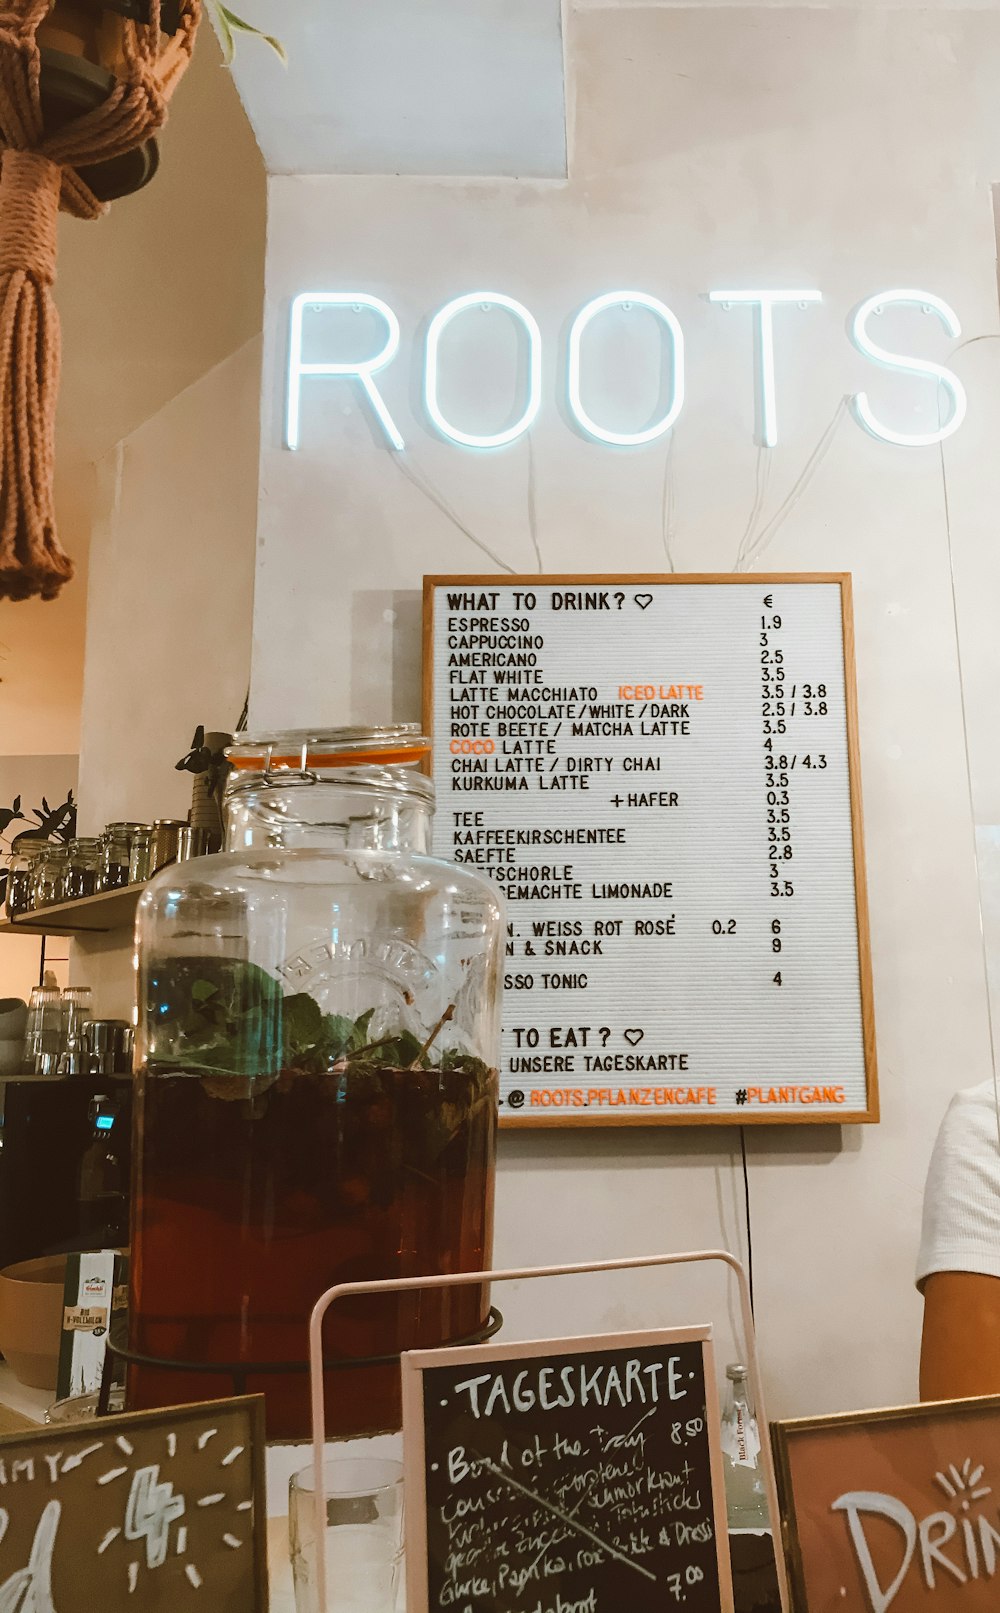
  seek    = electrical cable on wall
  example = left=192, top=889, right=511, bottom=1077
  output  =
left=527, top=435, right=544, bottom=573
left=390, top=451, right=516, bottom=574
left=739, top=1126, right=755, bottom=1317
left=661, top=432, right=677, bottom=571
left=936, top=340, right=1000, bottom=1152
left=724, top=399, right=853, bottom=1325
left=740, top=397, right=847, bottom=571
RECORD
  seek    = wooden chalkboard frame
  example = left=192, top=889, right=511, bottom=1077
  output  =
left=402, top=1323, right=734, bottom=1613
left=772, top=1393, right=1000, bottom=1613
left=422, top=572, right=878, bottom=1128
left=0, top=1394, right=268, bottom=1610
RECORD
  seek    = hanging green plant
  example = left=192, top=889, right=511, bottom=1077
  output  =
left=207, top=1, right=285, bottom=62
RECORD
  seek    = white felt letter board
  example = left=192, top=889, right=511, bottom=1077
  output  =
left=423, top=573, right=876, bottom=1127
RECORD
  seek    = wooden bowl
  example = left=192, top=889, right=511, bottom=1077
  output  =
left=0, top=1038, right=26, bottom=1076
left=0, top=1255, right=67, bottom=1389
left=0, top=1000, right=27, bottom=1039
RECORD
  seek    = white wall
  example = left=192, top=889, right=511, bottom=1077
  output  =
left=71, top=339, right=262, bottom=1019
left=944, top=335, right=1000, bottom=1108
left=240, top=4, right=1000, bottom=1417
left=225, top=0, right=567, bottom=178
left=76, top=339, right=261, bottom=836
left=60, top=27, right=267, bottom=1022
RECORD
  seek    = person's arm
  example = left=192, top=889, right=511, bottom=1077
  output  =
left=917, top=1085, right=1000, bottom=1400
left=921, top=1270, right=1000, bottom=1400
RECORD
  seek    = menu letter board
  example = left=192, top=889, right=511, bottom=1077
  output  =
left=424, top=573, right=876, bottom=1125
left=403, top=1326, right=733, bottom=1613
left=773, top=1395, right=1000, bottom=1613
left=0, top=1395, right=267, bottom=1609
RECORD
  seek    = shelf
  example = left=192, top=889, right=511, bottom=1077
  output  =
left=0, top=883, right=145, bottom=937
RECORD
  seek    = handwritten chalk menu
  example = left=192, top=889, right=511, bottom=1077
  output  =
left=403, top=1326, right=733, bottom=1613
left=773, top=1395, right=1000, bottom=1613
left=424, top=574, right=876, bottom=1125
left=0, top=1396, right=267, bottom=1609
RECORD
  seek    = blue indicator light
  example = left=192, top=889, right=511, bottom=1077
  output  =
left=95, top=1115, right=115, bottom=1131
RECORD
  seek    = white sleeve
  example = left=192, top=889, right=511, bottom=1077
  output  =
left=917, top=1082, right=1000, bottom=1289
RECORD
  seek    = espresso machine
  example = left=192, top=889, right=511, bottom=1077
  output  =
left=0, top=1022, right=132, bottom=1268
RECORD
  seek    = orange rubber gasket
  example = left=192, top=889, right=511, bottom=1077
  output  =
left=228, top=745, right=432, bottom=771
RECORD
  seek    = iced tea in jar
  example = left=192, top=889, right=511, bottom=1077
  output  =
left=128, top=728, right=502, bottom=1438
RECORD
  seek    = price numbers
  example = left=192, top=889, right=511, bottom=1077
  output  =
left=760, top=593, right=834, bottom=992
left=667, top=1565, right=707, bottom=1601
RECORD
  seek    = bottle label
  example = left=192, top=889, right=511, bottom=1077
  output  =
left=722, top=1402, right=761, bottom=1468
left=63, top=1305, right=108, bottom=1333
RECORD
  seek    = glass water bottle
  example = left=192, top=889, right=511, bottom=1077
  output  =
left=129, top=728, right=503, bottom=1439
left=720, top=1363, right=770, bottom=1530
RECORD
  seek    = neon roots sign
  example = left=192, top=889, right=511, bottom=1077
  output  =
left=285, top=287, right=967, bottom=454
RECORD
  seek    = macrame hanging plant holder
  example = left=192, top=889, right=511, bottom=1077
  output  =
left=0, top=0, right=199, bottom=601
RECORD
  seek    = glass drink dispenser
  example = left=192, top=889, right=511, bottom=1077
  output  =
left=128, top=728, right=503, bottom=1438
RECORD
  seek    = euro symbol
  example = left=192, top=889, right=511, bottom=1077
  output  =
left=763, top=594, right=773, bottom=607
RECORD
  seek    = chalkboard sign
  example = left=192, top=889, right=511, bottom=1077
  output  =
left=773, top=1395, right=1000, bottom=1613
left=402, top=1325, right=733, bottom=1613
left=423, top=573, right=876, bottom=1126
left=0, top=1395, right=267, bottom=1609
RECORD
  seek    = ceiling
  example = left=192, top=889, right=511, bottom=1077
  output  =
left=225, top=0, right=567, bottom=178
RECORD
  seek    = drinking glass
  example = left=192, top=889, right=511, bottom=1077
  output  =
left=289, top=1457, right=404, bottom=1613
left=25, top=986, right=64, bottom=1074
left=60, top=986, right=93, bottom=1075
left=46, top=1386, right=125, bottom=1423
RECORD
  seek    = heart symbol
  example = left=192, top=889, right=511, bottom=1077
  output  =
left=624, top=1028, right=645, bottom=1046
left=634, top=593, right=653, bottom=610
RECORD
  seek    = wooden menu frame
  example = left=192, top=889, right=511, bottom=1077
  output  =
left=402, top=1324, right=733, bottom=1613
left=772, top=1394, right=1000, bottom=1613
left=0, top=1394, right=268, bottom=1610
left=423, top=573, right=877, bottom=1127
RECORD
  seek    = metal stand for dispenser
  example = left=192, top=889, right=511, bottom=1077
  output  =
left=98, top=1306, right=503, bottom=1412
left=307, top=1250, right=791, bottom=1613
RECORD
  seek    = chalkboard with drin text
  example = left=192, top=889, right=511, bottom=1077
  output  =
left=402, top=1326, right=733, bottom=1613
left=423, top=573, right=876, bottom=1126
left=773, top=1394, right=1000, bottom=1613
